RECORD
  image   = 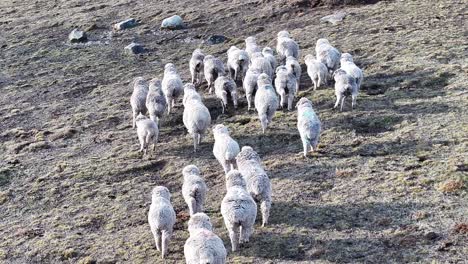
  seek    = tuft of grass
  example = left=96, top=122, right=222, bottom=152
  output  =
left=453, top=223, right=468, bottom=234
left=437, top=179, right=465, bottom=193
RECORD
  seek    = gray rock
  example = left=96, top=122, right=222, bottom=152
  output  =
left=205, top=35, right=228, bottom=45
left=68, top=29, right=87, bottom=43
left=125, top=43, right=145, bottom=55
left=114, top=18, right=138, bottom=30
left=161, top=15, right=184, bottom=30
left=320, top=11, right=346, bottom=25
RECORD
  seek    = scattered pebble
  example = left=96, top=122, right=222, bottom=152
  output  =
left=124, top=43, right=145, bottom=55
left=205, top=35, right=227, bottom=45
left=113, top=18, right=138, bottom=30
left=161, top=15, right=184, bottom=30
left=68, top=29, right=87, bottom=43
left=320, top=11, right=346, bottom=25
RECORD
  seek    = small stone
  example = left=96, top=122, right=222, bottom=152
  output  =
left=161, top=15, right=184, bottom=30
left=205, top=35, right=228, bottom=45
left=425, top=231, right=438, bottom=240
left=320, top=11, right=346, bottom=25
left=124, top=43, right=145, bottom=55
left=113, top=18, right=138, bottom=30
left=68, top=29, right=87, bottom=43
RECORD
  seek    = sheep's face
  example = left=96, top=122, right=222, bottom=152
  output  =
left=152, top=186, right=171, bottom=201
left=183, top=165, right=200, bottom=177
left=341, top=53, right=354, bottom=64
left=296, top=97, right=313, bottom=109
left=245, top=36, right=256, bottom=44
left=316, top=38, right=330, bottom=46
left=277, top=30, right=290, bottom=38
left=237, top=146, right=261, bottom=163
left=225, top=170, right=246, bottom=189
left=213, top=124, right=229, bottom=136
left=188, top=213, right=213, bottom=232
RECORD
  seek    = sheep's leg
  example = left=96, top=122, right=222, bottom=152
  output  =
left=132, top=110, right=137, bottom=128
left=221, top=100, right=225, bottom=114
left=193, top=133, right=198, bottom=152
left=221, top=161, right=230, bottom=174
left=138, top=133, right=145, bottom=153
left=352, top=94, right=357, bottom=110
left=198, top=133, right=203, bottom=145
left=295, top=80, right=300, bottom=94
left=188, top=197, right=196, bottom=215
left=227, top=223, right=240, bottom=252
left=166, top=96, right=172, bottom=114
left=208, top=82, right=213, bottom=94
left=333, top=94, right=342, bottom=109
left=261, top=200, right=271, bottom=227
left=191, top=72, right=195, bottom=84
left=279, top=92, right=286, bottom=109
left=240, top=225, right=253, bottom=243
left=150, top=227, right=161, bottom=251
left=172, top=99, right=175, bottom=108
left=340, top=96, right=346, bottom=112
left=302, top=138, right=309, bottom=157
left=161, top=230, right=171, bottom=259
left=287, top=94, right=294, bottom=111
left=246, top=93, right=253, bottom=111
left=145, top=133, right=153, bottom=155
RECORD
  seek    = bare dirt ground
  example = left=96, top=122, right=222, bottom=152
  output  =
left=0, top=0, right=467, bottom=263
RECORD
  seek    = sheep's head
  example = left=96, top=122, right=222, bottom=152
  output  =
left=193, top=48, right=203, bottom=55
left=133, top=77, right=147, bottom=88
left=276, top=65, right=287, bottom=74
left=149, top=78, right=162, bottom=91
left=341, top=53, right=354, bottom=63
left=136, top=113, right=148, bottom=122
left=286, top=56, right=297, bottom=64
left=203, top=55, right=214, bottom=63
left=277, top=30, right=290, bottom=38
left=245, top=36, right=256, bottom=44
left=188, top=213, right=213, bottom=233
left=257, top=73, right=272, bottom=88
left=151, top=186, right=171, bottom=201
left=225, top=170, right=246, bottom=189
left=164, top=63, right=177, bottom=74
left=227, top=46, right=239, bottom=55
left=212, top=124, right=229, bottom=136
left=251, top=52, right=263, bottom=60
left=333, top=69, right=348, bottom=80
left=184, top=83, right=196, bottom=92
left=183, top=165, right=200, bottom=177
left=296, top=97, right=313, bottom=109
left=262, top=47, right=274, bottom=56
left=316, top=38, right=330, bottom=47
left=304, top=54, right=316, bottom=64
left=236, top=146, right=261, bottom=164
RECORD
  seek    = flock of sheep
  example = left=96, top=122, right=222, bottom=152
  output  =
left=130, top=30, right=364, bottom=262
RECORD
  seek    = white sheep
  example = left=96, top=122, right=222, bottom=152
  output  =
left=274, top=65, right=297, bottom=111
left=243, top=68, right=261, bottom=111
left=285, top=56, right=301, bottom=94
left=340, top=53, right=364, bottom=89
left=315, top=38, right=341, bottom=74
left=148, top=186, right=176, bottom=259
left=255, top=73, right=279, bottom=133
left=227, top=46, right=249, bottom=83
left=276, top=30, right=299, bottom=63
left=262, top=47, right=277, bottom=73
left=333, top=69, right=358, bottom=111
left=203, top=55, right=225, bottom=94
left=182, top=165, right=207, bottom=216
left=135, top=113, right=158, bottom=155
left=235, top=146, right=272, bottom=227
left=221, top=170, right=257, bottom=252
left=304, top=54, right=328, bottom=90
left=296, top=97, right=321, bottom=157
left=162, top=63, right=183, bottom=114
left=146, top=78, right=167, bottom=125
left=250, top=52, right=273, bottom=80
left=212, top=124, right=240, bottom=174
left=183, top=91, right=212, bottom=152
left=214, top=76, right=238, bottom=113
left=184, top=213, right=227, bottom=264
left=245, top=36, right=261, bottom=59
left=130, top=77, right=149, bottom=128
left=189, top=49, right=205, bottom=86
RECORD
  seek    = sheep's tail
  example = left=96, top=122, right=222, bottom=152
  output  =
left=344, top=84, right=352, bottom=96
left=189, top=184, right=200, bottom=198
left=250, top=175, right=266, bottom=196
left=195, top=61, right=201, bottom=72
left=211, top=68, right=219, bottom=82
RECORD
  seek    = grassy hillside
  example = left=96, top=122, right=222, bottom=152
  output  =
left=0, top=0, right=466, bottom=263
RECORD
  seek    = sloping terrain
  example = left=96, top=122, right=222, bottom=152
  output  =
left=0, top=0, right=467, bottom=263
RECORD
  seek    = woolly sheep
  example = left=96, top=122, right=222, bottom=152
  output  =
left=162, top=63, right=183, bottom=114
left=146, top=78, right=167, bottom=125
left=274, top=65, right=297, bottom=110
left=214, top=76, right=238, bottom=113
left=182, top=165, right=207, bottom=216
left=227, top=46, right=249, bottom=83
left=204, top=55, right=225, bottom=94
left=183, top=91, right=212, bottom=152
left=340, top=53, right=364, bottom=89
left=333, top=69, right=358, bottom=111
left=296, top=98, right=321, bottom=157
left=315, top=38, right=341, bottom=74
left=304, top=54, right=328, bottom=90
left=135, top=113, right=158, bottom=155
left=245, top=36, right=261, bottom=59
left=130, top=77, right=149, bottom=128
left=183, top=83, right=203, bottom=106
left=190, top=49, right=205, bottom=86
left=243, top=68, right=261, bottom=111
left=262, top=47, right=277, bottom=73
left=221, top=170, right=257, bottom=252
left=184, top=213, right=227, bottom=264
left=276, top=30, right=299, bottom=63
left=148, top=186, right=176, bottom=259
left=235, top=146, right=272, bottom=227
left=250, top=52, right=273, bottom=80
left=255, top=73, right=279, bottom=133
left=285, top=56, right=301, bottom=93
left=212, top=124, right=240, bottom=174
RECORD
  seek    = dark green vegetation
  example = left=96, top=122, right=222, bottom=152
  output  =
left=0, top=0, right=466, bottom=263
